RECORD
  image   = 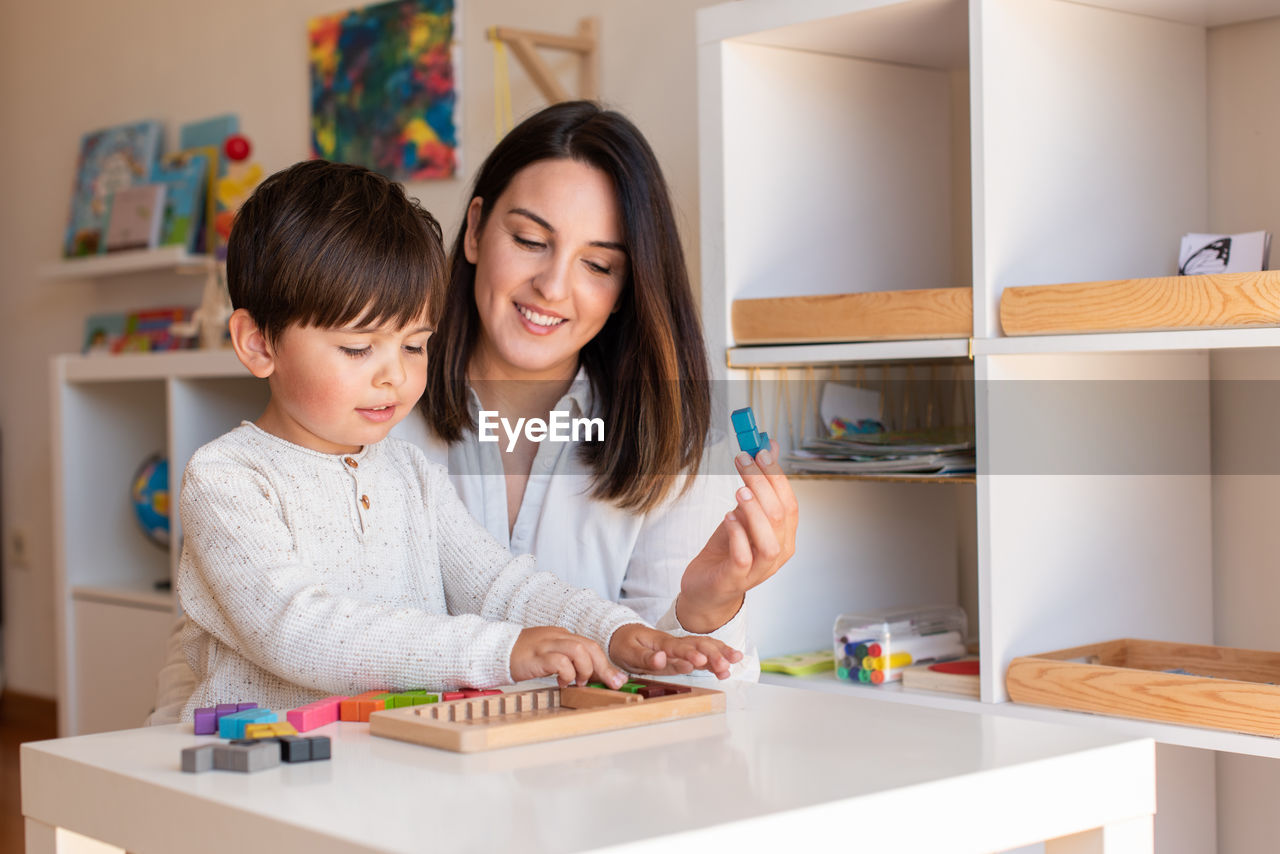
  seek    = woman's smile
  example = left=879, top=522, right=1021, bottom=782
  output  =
left=515, top=301, right=568, bottom=332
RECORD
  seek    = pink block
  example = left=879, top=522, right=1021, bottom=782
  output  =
left=287, top=695, right=345, bottom=732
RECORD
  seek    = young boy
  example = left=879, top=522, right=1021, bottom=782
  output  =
left=172, top=160, right=739, bottom=720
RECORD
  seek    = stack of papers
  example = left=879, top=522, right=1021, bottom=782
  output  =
left=786, top=432, right=976, bottom=476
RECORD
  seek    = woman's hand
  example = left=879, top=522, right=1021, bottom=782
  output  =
left=676, top=441, right=798, bottom=634
left=509, top=626, right=627, bottom=688
left=608, top=624, right=741, bottom=679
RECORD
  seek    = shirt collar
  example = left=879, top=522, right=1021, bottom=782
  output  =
left=466, top=365, right=596, bottom=417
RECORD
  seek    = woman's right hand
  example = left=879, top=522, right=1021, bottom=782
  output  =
left=676, top=441, right=799, bottom=634
left=509, top=626, right=628, bottom=688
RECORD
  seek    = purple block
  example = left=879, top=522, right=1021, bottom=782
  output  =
left=193, top=707, right=217, bottom=735
left=215, top=703, right=238, bottom=720
left=236, top=702, right=258, bottom=712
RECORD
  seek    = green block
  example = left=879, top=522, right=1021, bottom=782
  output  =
left=619, top=682, right=644, bottom=694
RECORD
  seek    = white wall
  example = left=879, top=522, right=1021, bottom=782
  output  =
left=0, top=0, right=720, bottom=698
left=1207, top=16, right=1280, bottom=854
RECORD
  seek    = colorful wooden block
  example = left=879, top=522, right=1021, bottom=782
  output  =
left=180, top=744, right=216, bottom=773
left=193, top=707, right=218, bottom=735
left=307, top=735, right=332, bottom=761
left=244, top=721, right=298, bottom=739
left=213, top=740, right=280, bottom=773
left=218, top=707, right=277, bottom=739
left=339, top=690, right=388, bottom=722
left=630, top=677, right=692, bottom=695
left=731, top=407, right=769, bottom=457
left=277, top=735, right=311, bottom=762
left=286, top=696, right=344, bottom=732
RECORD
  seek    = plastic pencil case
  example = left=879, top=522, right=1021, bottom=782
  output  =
left=834, top=605, right=968, bottom=685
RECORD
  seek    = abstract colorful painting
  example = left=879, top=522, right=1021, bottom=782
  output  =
left=309, top=0, right=457, bottom=181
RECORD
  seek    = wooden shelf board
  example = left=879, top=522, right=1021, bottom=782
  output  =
left=70, top=584, right=172, bottom=612
left=728, top=338, right=971, bottom=367
left=43, top=247, right=212, bottom=279
left=1000, top=270, right=1280, bottom=337
left=733, top=287, right=972, bottom=346
left=763, top=669, right=1280, bottom=759
left=57, top=349, right=248, bottom=383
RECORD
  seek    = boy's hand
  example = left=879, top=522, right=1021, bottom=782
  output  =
left=608, top=624, right=743, bottom=680
left=510, top=626, right=627, bottom=688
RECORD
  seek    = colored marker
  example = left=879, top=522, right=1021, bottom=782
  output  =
left=879, top=631, right=965, bottom=663
left=864, top=651, right=914, bottom=671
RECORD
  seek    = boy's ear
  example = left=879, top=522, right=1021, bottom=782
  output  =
left=463, top=197, right=484, bottom=265
left=228, top=308, right=275, bottom=379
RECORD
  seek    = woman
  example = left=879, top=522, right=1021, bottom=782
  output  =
left=394, top=101, right=798, bottom=678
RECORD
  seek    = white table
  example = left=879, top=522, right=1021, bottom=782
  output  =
left=22, top=683, right=1154, bottom=854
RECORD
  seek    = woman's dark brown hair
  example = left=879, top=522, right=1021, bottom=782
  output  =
left=227, top=159, right=444, bottom=345
left=425, top=101, right=710, bottom=513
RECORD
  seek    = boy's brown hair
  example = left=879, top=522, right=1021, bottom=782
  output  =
left=226, top=159, right=444, bottom=344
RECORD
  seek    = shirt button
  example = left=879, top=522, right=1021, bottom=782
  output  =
left=360, top=495, right=371, bottom=509
left=344, top=456, right=359, bottom=468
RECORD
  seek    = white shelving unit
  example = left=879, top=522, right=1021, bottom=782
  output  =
left=698, top=1, right=1280, bottom=851
left=50, top=346, right=264, bottom=736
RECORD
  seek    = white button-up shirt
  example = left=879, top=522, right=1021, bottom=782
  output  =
left=393, top=371, right=759, bottom=681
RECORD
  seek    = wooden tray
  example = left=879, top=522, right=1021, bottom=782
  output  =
left=369, top=680, right=724, bottom=752
left=731, top=287, right=972, bottom=345
left=1006, top=638, right=1280, bottom=737
left=999, top=270, right=1280, bottom=336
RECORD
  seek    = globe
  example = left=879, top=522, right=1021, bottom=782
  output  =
left=131, top=454, right=170, bottom=548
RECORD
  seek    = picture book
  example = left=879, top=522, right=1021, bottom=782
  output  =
left=151, top=150, right=209, bottom=252
left=1178, top=231, right=1272, bottom=275
left=117, top=307, right=192, bottom=352
left=63, top=120, right=164, bottom=257
left=82, top=313, right=127, bottom=355
left=103, top=184, right=166, bottom=252
left=180, top=116, right=239, bottom=254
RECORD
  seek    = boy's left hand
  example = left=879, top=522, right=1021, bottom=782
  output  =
left=608, top=624, right=742, bottom=680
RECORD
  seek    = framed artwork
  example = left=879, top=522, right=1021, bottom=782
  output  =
left=309, top=0, right=458, bottom=181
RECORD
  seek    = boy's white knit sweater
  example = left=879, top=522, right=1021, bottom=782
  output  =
left=176, top=422, right=644, bottom=720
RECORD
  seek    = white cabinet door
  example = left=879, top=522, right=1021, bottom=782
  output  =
left=73, top=597, right=172, bottom=734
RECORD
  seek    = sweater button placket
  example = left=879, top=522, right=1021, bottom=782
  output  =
left=344, top=456, right=366, bottom=533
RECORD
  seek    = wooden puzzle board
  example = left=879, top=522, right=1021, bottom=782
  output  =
left=368, top=680, right=725, bottom=752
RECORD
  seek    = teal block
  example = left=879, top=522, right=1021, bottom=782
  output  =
left=218, top=707, right=277, bottom=739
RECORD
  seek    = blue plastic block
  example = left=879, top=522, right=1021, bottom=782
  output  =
left=218, top=707, right=277, bottom=739
left=736, top=429, right=762, bottom=456
left=730, top=407, right=756, bottom=433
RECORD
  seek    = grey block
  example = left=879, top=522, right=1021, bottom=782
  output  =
left=181, top=744, right=216, bottom=773
left=277, top=734, right=311, bottom=762
left=214, top=740, right=281, bottom=773
left=307, top=736, right=331, bottom=761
